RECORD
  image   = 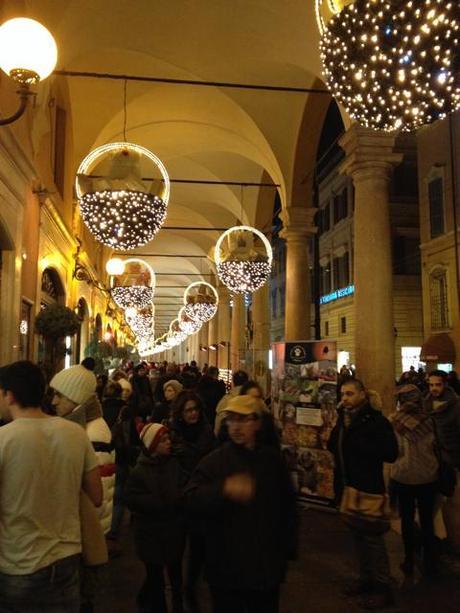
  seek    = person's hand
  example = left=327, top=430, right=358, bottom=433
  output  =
left=223, top=473, right=255, bottom=503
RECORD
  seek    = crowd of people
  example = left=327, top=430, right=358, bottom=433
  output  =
left=0, top=357, right=459, bottom=613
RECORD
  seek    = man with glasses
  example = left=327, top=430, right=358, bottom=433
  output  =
left=185, top=395, right=297, bottom=613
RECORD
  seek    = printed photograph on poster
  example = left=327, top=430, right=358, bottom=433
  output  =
left=281, top=445, right=335, bottom=500
left=295, top=406, right=323, bottom=427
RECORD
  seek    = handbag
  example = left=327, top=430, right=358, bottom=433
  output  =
left=339, top=485, right=391, bottom=535
left=432, top=418, right=457, bottom=497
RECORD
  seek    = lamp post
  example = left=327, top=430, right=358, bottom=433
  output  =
left=0, top=18, right=57, bottom=126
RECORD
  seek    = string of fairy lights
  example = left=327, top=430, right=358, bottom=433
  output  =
left=71, top=1, right=460, bottom=355
left=318, top=0, right=460, bottom=132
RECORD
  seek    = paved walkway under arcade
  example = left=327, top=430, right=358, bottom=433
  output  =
left=96, top=508, right=460, bottom=613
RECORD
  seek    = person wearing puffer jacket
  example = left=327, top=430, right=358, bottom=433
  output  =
left=50, top=364, right=116, bottom=534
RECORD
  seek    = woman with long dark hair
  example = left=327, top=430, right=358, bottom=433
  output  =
left=169, top=392, right=215, bottom=612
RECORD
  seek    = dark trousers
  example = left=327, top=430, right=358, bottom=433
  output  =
left=393, top=481, right=437, bottom=569
left=210, top=586, right=280, bottom=613
left=349, top=527, right=391, bottom=589
left=185, top=529, right=205, bottom=594
left=0, top=554, right=80, bottom=613
left=137, top=561, right=182, bottom=613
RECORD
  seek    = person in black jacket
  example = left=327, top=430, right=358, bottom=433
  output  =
left=184, top=395, right=297, bottom=613
left=196, top=366, right=226, bottom=428
left=131, top=364, right=155, bottom=420
left=169, top=392, right=215, bottom=612
left=125, top=423, right=186, bottom=613
left=328, top=379, right=398, bottom=610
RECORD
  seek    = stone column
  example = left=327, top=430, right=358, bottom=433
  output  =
left=207, top=314, right=218, bottom=367
left=251, top=283, right=271, bottom=394
left=198, top=322, right=209, bottom=369
left=217, top=286, right=231, bottom=372
left=339, top=124, right=403, bottom=414
left=230, top=293, right=245, bottom=372
left=280, top=207, right=317, bottom=341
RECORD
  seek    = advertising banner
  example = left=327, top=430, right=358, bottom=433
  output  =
left=271, top=340, right=338, bottom=505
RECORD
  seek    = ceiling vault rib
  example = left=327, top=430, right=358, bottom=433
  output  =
left=89, top=176, right=279, bottom=187
left=115, top=253, right=208, bottom=258
left=54, top=69, right=330, bottom=95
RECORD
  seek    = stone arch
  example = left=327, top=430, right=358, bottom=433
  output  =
left=290, top=79, right=334, bottom=206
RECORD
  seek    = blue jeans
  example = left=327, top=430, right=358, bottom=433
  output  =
left=0, top=554, right=80, bottom=612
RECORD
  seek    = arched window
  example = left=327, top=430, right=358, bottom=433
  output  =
left=40, top=268, right=65, bottom=308
left=430, top=268, right=450, bottom=330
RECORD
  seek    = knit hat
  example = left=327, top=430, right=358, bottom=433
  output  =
left=163, top=379, right=183, bottom=394
left=140, top=422, right=168, bottom=452
left=226, top=395, right=265, bottom=416
left=50, top=365, right=97, bottom=405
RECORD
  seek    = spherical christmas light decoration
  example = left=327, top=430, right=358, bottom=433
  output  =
left=169, top=318, right=188, bottom=344
left=76, top=142, right=170, bottom=250
left=111, top=286, right=154, bottom=310
left=183, top=281, right=219, bottom=323
left=178, top=307, right=202, bottom=335
left=215, top=225, right=272, bottom=294
left=319, top=0, right=460, bottom=132
left=125, top=306, right=155, bottom=341
left=109, top=258, right=156, bottom=310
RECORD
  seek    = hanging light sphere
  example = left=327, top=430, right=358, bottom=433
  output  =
left=126, top=306, right=155, bottom=341
left=215, top=225, right=272, bottom=294
left=183, top=281, right=219, bottom=323
left=319, top=0, right=460, bottom=132
left=111, top=285, right=153, bottom=310
left=76, top=142, right=170, bottom=250
left=109, top=257, right=156, bottom=310
left=178, top=307, right=202, bottom=335
left=169, top=318, right=188, bottom=344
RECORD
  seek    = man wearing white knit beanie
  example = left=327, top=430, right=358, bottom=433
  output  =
left=50, top=365, right=116, bottom=536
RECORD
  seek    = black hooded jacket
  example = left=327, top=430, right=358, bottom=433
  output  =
left=328, top=402, right=398, bottom=503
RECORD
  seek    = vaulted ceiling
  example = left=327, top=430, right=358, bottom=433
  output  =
left=12, top=0, right=336, bottom=333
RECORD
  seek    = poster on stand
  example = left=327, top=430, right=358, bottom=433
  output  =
left=271, top=340, right=338, bottom=505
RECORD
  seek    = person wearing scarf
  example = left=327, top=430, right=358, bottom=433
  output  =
left=390, top=384, right=439, bottom=576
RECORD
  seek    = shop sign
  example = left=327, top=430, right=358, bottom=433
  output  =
left=320, top=284, right=355, bottom=305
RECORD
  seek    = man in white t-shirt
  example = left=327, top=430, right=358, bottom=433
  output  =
left=0, top=361, right=102, bottom=612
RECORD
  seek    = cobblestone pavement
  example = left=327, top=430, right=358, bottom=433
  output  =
left=96, top=507, right=460, bottom=613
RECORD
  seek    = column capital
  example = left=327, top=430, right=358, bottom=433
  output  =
left=217, top=284, right=230, bottom=300
left=339, top=124, right=403, bottom=179
left=280, top=206, right=317, bottom=241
